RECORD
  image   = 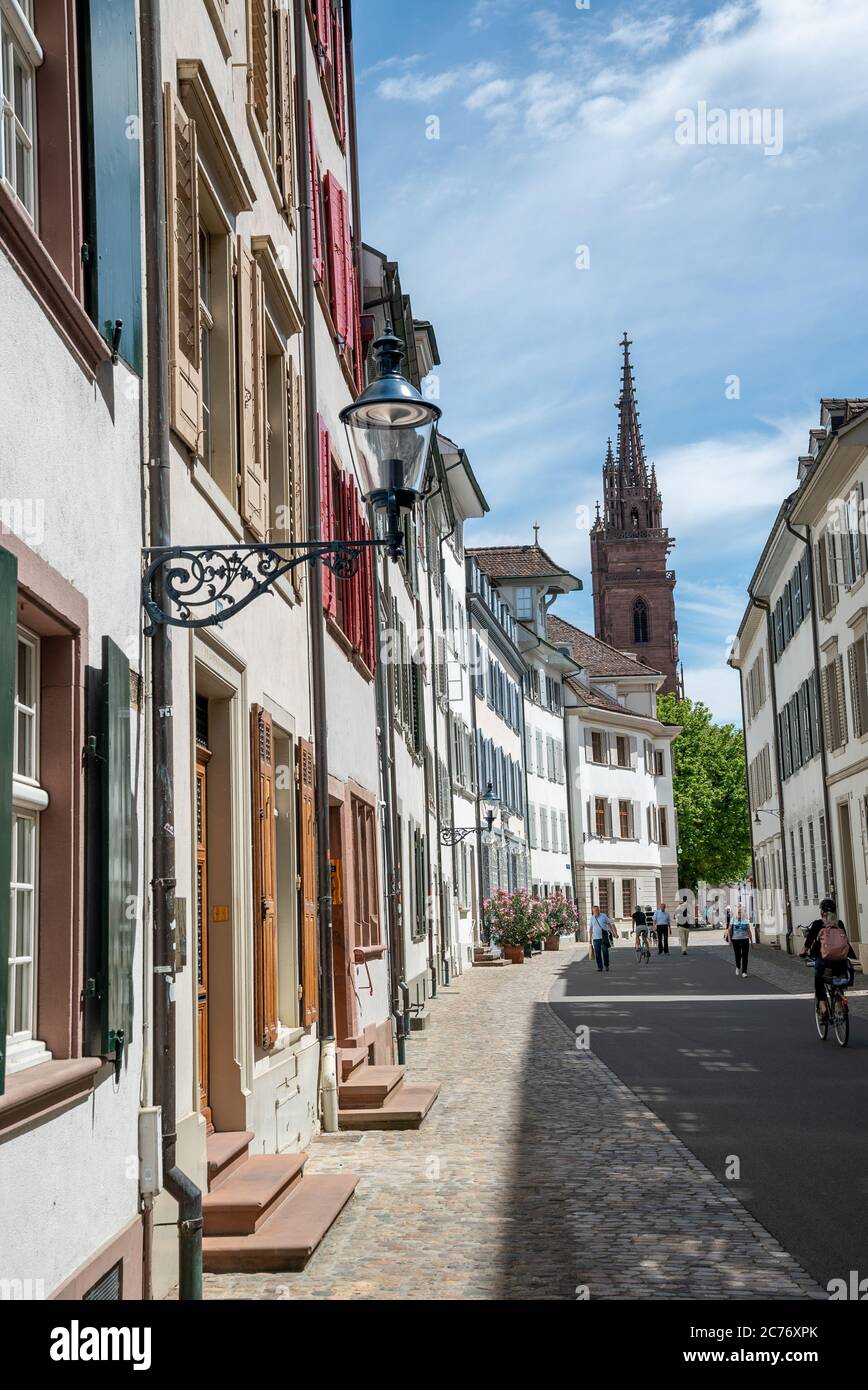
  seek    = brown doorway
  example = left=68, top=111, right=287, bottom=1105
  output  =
left=329, top=803, right=354, bottom=1045
left=195, top=696, right=213, bottom=1132
left=837, top=801, right=861, bottom=945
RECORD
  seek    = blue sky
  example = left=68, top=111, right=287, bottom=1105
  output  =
left=352, top=0, right=868, bottom=724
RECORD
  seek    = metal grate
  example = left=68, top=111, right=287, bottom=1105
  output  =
left=195, top=695, right=210, bottom=749
left=83, top=1261, right=122, bottom=1301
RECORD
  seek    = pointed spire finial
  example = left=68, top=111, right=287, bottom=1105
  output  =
left=532, top=522, right=540, bottom=547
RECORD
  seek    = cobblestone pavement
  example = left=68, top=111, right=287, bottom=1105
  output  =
left=204, top=943, right=822, bottom=1300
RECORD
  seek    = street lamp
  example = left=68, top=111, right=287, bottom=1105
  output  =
left=340, top=326, right=441, bottom=559
left=754, top=809, right=781, bottom=825
left=440, top=782, right=501, bottom=846
left=141, top=326, right=440, bottom=632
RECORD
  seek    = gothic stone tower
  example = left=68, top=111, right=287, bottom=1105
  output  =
left=590, top=335, right=683, bottom=696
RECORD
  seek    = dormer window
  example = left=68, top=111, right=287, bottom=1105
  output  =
left=515, top=587, right=533, bottom=621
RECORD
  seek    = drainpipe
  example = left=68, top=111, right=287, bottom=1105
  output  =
left=785, top=515, right=837, bottom=899
left=295, top=0, right=336, bottom=1128
left=140, top=0, right=202, bottom=1299
left=733, top=651, right=760, bottom=932
left=436, top=527, right=459, bottom=979
left=748, top=594, right=793, bottom=942
left=378, top=560, right=408, bottom=1063
left=467, top=592, right=487, bottom=942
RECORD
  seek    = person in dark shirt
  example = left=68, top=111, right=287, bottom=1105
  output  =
left=800, top=898, right=856, bottom=1015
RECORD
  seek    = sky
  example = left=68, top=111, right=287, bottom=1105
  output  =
left=351, top=0, right=868, bottom=725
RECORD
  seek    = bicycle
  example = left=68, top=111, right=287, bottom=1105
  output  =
left=798, top=928, right=851, bottom=1048
left=635, top=930, right=651, bottom=965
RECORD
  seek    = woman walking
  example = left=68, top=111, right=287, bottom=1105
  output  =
left=727, top=912, right=752, bottom=976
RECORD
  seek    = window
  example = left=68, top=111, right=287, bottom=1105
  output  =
left=616, top=736, right=630, bottom=768
left=618, top=800, right=631, bottom=838
left=808, top=820, right=819, bottom=902
left=199, top=228, right=214, bottom=473
left=622, top=879, right=635, bottom=916
left=247, top=0, right=294, bottom=211
left=0, top=0, right=39, bottom=221
left=8, top=630, right=49, bottom=1069
left=659, top=807, right=669, bottom=847
left=633, top=598, right=649, bottom=644
left=594, top=797, right=608, bottom=837
left=515, top=587, right=533, bottom=620
left=591, top=731, right=606, bottom=764
left=352, top=795, right=380, bottom=948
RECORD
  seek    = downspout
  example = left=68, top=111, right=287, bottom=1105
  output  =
left=344, top=0, right=407, bottom=1050
left=467, top=590, right=487, bottom=943
left=437, top=528, right=459, bottom=978
left=417, top=592, right=437, bottom=1000
left=749, top=594, right=793, bottom=942
left=785, top=515, right=837, bottom=899
left=295, top=0, right=336, bottom=1129
left=732, top=652, right=760, bottom=933
left=563, top=701, right=580, bottom=914
left=140, top=0, right=202, bottom=1299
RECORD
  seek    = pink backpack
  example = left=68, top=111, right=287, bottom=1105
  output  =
left=819, top=923, right=849, bottom=961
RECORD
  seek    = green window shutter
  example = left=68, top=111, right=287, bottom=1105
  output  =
left=101, top=637, right=133, bottom=1059
left=79, top=0, right=143, bottom=374
left=0, top=548, right=17, bottom=1094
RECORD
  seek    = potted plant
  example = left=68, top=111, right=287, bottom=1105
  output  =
left=544, top=893, right=579, bottom=950
left=485, top=889, right=542, bottom=963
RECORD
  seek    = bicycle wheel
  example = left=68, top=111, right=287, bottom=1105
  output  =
left=815, top=997, right=828, bottom=1040
left=635, top=943, right=642, bottom=963
left=833, top=997, right=850, bottom=1048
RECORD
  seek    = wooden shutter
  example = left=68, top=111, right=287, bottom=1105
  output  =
left=334, top=9, right=346, bottom=146
left=101, top=638, right=133, bottom=1060
left=848, top=643, right=864, bottom=739
left=835, top=655, right=848, bottom=746
left=324, top=172, right=349, bottom=344
left=247, top=0, right=270, bottom=136
left=307, top=102, right=323, bottom=281
left=315, top=0, right=331, bottom=66
left=288, top=357, right=305, bottom=598
left=164, top=85, right=202, bottom=452
left=318, top=416, right=336, bottom=615
left=297, top=737, right=319, bottom=1027
left=237, top=237, right=268, bottom=538
left=276, top=0, right=294, bottom=208
left=0, top=548, right=16, bottom=1094
left=251, top=705, right=278, bottom=1049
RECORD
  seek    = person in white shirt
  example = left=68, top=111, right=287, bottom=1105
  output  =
left=589, top=905, right=618, bottom=973
left=654, top=904, right=671, bottom=956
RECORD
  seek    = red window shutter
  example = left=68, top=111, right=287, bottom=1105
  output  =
left=324, top=172, right=349, bottom=344
left=315, top=0, right=331, bottom=67
left=307, top=102, right=323, bottom=281
left=318, top=415, right=336, bottom=616
left=348, top=477, right=362, bottom=651
left=334, top=12, right=346, bottom=147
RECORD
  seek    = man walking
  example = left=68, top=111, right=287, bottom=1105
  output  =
left=654, top=902, right=671, bottom=955
left=590, top=904, right=618, bottom=973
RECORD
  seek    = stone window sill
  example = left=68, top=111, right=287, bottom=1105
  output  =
left=0, top=183, right=110, bottom=380
left=0, top=1057, right=102, bottom=1140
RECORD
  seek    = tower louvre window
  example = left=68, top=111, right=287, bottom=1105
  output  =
left=633, top=598, right=649, bottom=644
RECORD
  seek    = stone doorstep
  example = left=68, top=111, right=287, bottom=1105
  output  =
left=203, top=1153, right=308, bottom=1237
left=206, top=1130, right=255, bottom=1191
left=202, top=1174, right=359, bottom=1274
left=337, top=1064, right=405, bottom=1109
left=338, top=1045, right=368, bottom=1081
left=337, top=1081, right=441, bottom=1131
left=473, top=957, right=510, bottom=967
left=409, top=1008, right=430, bottom=1029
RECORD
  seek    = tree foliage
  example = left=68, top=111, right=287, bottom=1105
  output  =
left=657, top=694, right=752, bottom=893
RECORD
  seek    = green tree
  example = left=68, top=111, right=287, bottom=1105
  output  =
left=657, top=694, right=752, bottom=893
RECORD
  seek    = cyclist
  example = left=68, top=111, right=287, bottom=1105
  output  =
left=800, top=898, right=855, bottom=1016
left=632, top=903, right=650, bottom=956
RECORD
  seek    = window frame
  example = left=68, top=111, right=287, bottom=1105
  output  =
left=0, top=0, right=42, bottom=225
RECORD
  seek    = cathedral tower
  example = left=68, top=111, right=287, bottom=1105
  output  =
left=590, top=335, right=682, bottom=697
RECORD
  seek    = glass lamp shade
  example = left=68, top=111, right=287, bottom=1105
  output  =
left=480, top=782, right=500, bottom=825
left=340, top=329, right=442, bottom=502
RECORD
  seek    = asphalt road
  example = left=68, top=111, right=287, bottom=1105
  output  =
left=549, top=940, right=868, bottom=1291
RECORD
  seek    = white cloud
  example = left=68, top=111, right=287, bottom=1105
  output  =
left=608, top=14, right=677, bottom=52
left=377, top=62, right=498, bottom=104
left=655, top=418, right=809, bottom=532
left=465, top=79, right=516, bottom=112
left=695, top=2, right=757, bottom=43
left=360, top=54, right=423, bottom=82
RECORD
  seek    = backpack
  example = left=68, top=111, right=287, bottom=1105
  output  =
left=819, top=923, right=849, bottom=961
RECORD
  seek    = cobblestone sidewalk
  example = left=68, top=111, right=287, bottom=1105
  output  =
left=204, top=943, right=822, bottom=1300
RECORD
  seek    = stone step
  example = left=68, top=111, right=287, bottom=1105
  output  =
left=338, top=1064, right=405, bottom=1110
left=409, top=1008, right=430, bottom=1031
left=338, top=1080, right=440, bottom=1131
left=338, top=1046, right=368, bottom=1082
left=474, top=957, right=510, bottom=967
left=206, top=1130, right=254, bottom=1192
left=203, top=1173, right=359, bottom=1273
left=203, top=1153, right=307, bottom=1236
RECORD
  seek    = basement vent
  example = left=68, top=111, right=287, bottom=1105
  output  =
left=83, top=1261, right=122, bottom=1301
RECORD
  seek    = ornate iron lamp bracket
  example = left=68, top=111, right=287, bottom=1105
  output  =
left=439, top=826, right=478, bottom=846
left=141, top=539, right=384, bottom=634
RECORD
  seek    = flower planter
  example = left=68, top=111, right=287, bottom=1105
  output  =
left=504, top=944, right=524, bottom=965
left=544, top=935, right=561, bottom=951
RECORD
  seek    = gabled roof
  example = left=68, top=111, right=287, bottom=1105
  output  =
left=546, top=613, right=662, bottom=679
left=468, top=544, right=579, bottom=584
left=565, top=678, right=628, bottom=715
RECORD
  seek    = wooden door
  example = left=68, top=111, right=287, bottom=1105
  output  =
left=837, top=802, right=861, bottom=944
left=195, top=752, right=213, bottom=1132
left=251, top=706, right=279, bottom=1049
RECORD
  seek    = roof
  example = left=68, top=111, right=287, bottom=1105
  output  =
left=565, top=678, right=629, bottom=715
left=546, top=613, right=662, bottom=679
left=468, top=544, right=579, bottom=583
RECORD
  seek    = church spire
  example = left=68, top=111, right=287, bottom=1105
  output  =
left=616, top=332, right=649, bottom=489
